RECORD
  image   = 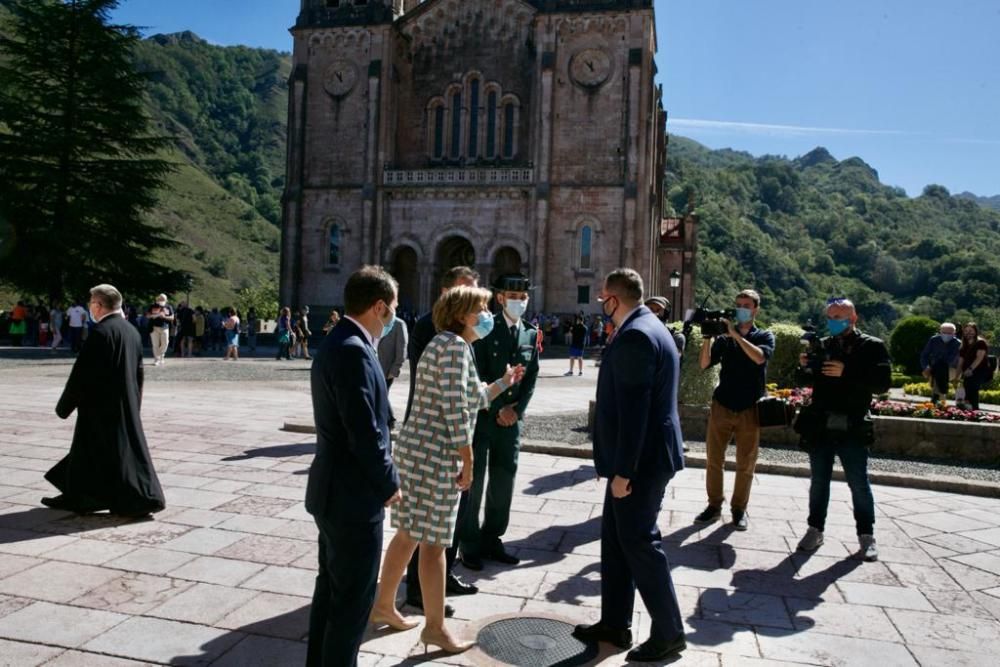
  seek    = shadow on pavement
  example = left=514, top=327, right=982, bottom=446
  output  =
left=170, top=606, right=310, bottom=665
left=221, top=442, right=316, bottom=462
left=0, top=507, right=147, bottom=543
left=524, top=463, right=595, bottom=495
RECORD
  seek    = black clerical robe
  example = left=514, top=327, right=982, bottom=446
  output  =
left=47, top=312, right=165, bottom=515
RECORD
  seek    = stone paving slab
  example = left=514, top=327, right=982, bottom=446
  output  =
left=1, top=360, right=1000, bottom=665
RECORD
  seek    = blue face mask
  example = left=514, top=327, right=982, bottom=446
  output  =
left=379, top=306, right=396, bottom=339
left=735, top=307, right=753, bottom=324
left=472, top=311, right=495, bottom=339
left=504, top=298, right=528, bottom=321
left=827, top=318, right=850, bottom=336
left=940, top=334, right=954, bottom=343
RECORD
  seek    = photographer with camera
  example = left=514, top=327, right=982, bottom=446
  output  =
left=795, top=298, right=891, bottom=562
left=694, top=290, right=775, bottom=531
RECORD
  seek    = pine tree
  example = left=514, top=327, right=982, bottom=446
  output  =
left=0, top=0, right=187, bottom=303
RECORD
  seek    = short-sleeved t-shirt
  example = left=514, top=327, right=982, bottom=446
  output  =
left=67, top=306, right=88, bottom=328
left=571, top=323, right=587, bottom=348
left=961, top=338, right=989, bottom=370
left=709, top=326, right=776, bottom=412
left=148, top=304, right=173, bottom=328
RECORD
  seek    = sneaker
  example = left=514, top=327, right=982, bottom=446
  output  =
left=694, top=505, right=722, bottom=524
left=578, top=371, right=583, bottom=376
left=564, top=371, right=574, bottom=376
left=797, top=527, right=824, bottom=552
left=732, top=510, right=748, bottom=531
left=859, top=534, right=878, bottom=562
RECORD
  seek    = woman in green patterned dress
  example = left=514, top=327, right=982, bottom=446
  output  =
left=370, top=286, right=525, bottom=654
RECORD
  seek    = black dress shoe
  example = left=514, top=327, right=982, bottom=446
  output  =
left=446, top=573, right=478, bottom=596
left=572, top=622, right=632, bottom=649
left=460, top=553, right=484, bottom=571
left=485, top=543, right=520, bottom=565
left=626, top=635, right=686, bottom=662
left=41, top=495, right=72, bottom=510
left=41, top=495, right=106, bottom=514
left=403, top=597, right=455, bottom=618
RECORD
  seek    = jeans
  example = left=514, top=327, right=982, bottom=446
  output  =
left=962, top=374, right=984, bottom=410
left=807, top=436, right=875, bottom=535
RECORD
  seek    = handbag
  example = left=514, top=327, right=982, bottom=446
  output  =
left=756, top=396, right=795, bottom=429
left=278, top=330, right=290, bottom=345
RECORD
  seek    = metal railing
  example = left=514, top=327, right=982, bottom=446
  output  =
left=382, top=166, right=534, bottom=187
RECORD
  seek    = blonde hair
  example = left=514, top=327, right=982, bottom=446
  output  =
left=433, top=285, right=492, bottom=334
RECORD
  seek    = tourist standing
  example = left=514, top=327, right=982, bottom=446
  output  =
left=193, top=306, right=206, bottom=355
left=958, top=322, right=990, bottom=410
left=566, top=315, right=587, bottom=376
left=49, top=303, right=64, bottom=350
left=275, top=307, right=293, bottom=360
left=223, top=307, right=240, bottom=361
left=377, top=315, right=408, bottom=428
left=146, top=294, right=174, bottom=366
left=921, top=323, right=961, bottom=404
left=176, top=302, right=195, bottom=357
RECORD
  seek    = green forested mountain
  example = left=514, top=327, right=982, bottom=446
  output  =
left=130, top=32, right=289, bottom=306
left=664, top=137, right=1000, bottom=337
left=958, top=192, right=1000, bottom=213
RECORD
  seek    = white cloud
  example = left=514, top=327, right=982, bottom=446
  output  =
left=668, top=118, right=906, bottom=137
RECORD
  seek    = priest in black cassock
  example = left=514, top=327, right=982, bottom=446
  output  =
left=43, top=284, right=165, bottom=517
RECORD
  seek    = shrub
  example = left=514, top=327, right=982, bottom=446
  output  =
left=903, top=382, right=1000, bottom=405
left=766, top=322, right=805, bottom=389
left=890, top=316, right=940, bottom=374
left=678, top=324, right=719, bottom=406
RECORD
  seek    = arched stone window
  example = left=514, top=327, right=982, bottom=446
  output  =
left=467, top=78, right=480, bottom=159
left=485, top=89, right=499, bottom=159
left=449, top=89, right=462, bottom=160
left=580, top=225, right=592, bottom=271
left=501, top=95, right=520, bottom=159
left=328, top=223, right=342, bottom=267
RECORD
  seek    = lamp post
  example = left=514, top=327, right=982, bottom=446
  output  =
left=669, top=270, right=681, bottom=320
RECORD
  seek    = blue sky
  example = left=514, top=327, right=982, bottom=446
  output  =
left=111, top=0, right=1000, bottom=197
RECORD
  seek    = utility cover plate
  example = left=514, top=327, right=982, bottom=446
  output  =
left=476, top=617, right=598, bottom=666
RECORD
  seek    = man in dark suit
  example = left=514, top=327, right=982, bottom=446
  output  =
left=402, top=265, right=480, bottom=614
left=305, top=266, right=402, bottom=667
left=44, top=284, right=165, bottom=517
left=574, top=268, right=687, bottom=662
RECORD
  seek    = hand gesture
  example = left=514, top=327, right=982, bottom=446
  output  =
left=384, top=489, right=402, bottom=508
left=611, top=475, right=632, bottom=499
left=503, top=363, right=526, bottom=387
left=457, top=463, right=472, bottom=491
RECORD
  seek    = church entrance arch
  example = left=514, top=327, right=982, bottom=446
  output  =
left=491, top=247, right=523, bottom=285
left=434, top=236, right=476, bottom=297
left=390, top=246, right=419, bottom=314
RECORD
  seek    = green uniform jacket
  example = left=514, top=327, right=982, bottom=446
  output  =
left=472, top=314, right=540, bottom=417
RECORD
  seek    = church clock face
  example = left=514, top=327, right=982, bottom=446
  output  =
left=570, top=49, right=612, bottom=89
left=324, top=59, right=358, bottom=98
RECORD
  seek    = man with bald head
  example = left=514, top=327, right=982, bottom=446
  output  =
left=796, top=298, right=891, bottom=561
left=920, top=322, right=961, bottom=404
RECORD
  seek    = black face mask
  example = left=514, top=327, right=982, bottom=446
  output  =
left=602, top=296, right=619, bottom=319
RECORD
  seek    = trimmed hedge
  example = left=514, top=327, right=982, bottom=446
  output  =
left=677, top=324, right=719, bottom=406
left=890, top=316, right=940, bottom=375
left=766, top=323, right=806, bottom=389
left=903, top=382, right=1000, bottom=405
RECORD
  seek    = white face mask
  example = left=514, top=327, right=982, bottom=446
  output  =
left=504, top=298, right=528, bottom=320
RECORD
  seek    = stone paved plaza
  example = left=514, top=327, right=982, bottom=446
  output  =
left=1, top=355, right=1000, bottom=666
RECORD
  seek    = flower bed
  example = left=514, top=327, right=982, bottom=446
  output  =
left=766, top=385, right=999, bottom=424
left=902, top=382, right=1000, bottom=406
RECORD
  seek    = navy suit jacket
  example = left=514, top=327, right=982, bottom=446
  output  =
left=306, top=318, right=399, bottom=523
left=593, top=306, right=685, bottom=480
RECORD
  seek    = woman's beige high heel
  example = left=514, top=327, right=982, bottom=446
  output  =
left=369, top=610, right=419, bottom=631
left=420, top=627, right=475, bottom=654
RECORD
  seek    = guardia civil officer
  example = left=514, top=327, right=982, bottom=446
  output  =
left=458, top=274, right=540, bottom=570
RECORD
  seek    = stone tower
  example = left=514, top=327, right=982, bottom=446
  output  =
left=281, top=0, right=691, bottom=315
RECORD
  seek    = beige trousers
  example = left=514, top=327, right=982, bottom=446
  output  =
left=705, top=399, right=760, bottom=512
left=151, top=327, right=170, bottom=360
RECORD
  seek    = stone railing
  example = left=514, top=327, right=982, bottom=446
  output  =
left=382, top=166, right=534, bottom=187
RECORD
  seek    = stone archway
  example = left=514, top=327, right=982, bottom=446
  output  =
left=434, top=235, right=476, bottom=296
left=390, top=246, right=420, bottom=314
left=491, top=246, right=523, bottom=286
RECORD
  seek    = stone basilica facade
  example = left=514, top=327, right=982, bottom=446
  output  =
left=281, top=0, right=695, bottom=314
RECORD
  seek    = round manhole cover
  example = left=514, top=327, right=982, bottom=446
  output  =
left=477, top=617, right=598, bottom=666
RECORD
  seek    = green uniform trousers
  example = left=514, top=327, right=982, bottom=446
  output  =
left=459, top=414, right=520, bottom=557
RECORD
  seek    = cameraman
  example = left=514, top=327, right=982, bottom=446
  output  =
left=795, top=298, right=891, bottom=562
left=695, top=289, right=774, bottom=531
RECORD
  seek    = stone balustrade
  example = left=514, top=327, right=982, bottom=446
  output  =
left=382, top=166, right=535, bottom=187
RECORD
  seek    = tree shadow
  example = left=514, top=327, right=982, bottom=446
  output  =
left=0, top=507, right=148, bottom=544
left=221, top=442, right=316, bottom=462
